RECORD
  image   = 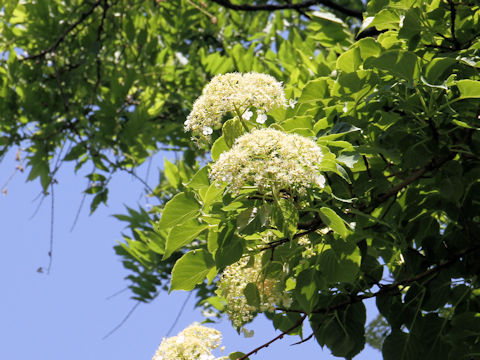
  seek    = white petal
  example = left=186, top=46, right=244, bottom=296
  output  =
left=256, top=113, right=267, bottom=124
left=242, top=110, right=253, bottom=120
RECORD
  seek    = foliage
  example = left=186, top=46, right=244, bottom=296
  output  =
left=2, top=0, right=480, bottom=359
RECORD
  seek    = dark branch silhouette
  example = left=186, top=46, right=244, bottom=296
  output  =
left=237, top=314, right=307, bottom=360
left=210, top=0, right=363, bottom=19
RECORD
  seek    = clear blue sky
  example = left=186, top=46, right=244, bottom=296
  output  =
left=0, top=149, right=381, bottom=360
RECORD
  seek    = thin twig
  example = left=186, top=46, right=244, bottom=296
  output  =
left=102, top=301, right=142, bottom=340
left=47, top=182, right=55, bottom=274
left=106, top=286, right=130, bottom=300
left=165, top=292, right=193, bottom=337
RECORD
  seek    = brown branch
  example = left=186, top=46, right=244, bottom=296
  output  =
left=259, top=222, right=324, bottom=251
left=237, top=314, right=307, bottom=360
left=210, top=0, right=363, bottom=19
left=21, top=1, right=103, bottom=61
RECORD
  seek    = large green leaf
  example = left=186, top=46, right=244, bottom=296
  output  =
left=456, top=80, right=480, bottom=99
left=382, top=330, right=422, bottom=360
left=215, top=235, right=245, bottom=268
left=311, top=302, right=366, bottom=358
left=294, top=268, right=320, bottom=313
left=163, top=220, right=209, bottom=260
left=298, top=78, right=330, bottom=103
left=364, top=50, right=420, bottom=82
left=170, top=250, right=215, bottom=291
left=318, top=207, right=348, bottom=238
left=211, top=136, right=229, bottom=161
left=158, top=192, right=200, bottom=230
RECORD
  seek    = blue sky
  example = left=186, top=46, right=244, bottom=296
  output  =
left=0, top=149, right=381, bottom=360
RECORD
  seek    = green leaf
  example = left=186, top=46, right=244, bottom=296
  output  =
left=237, top=205, right=271, bottom=235
left=244, top=282, right=261, bottom=308
left=424, top=58, right=456, bottom=85
left=311, top=302, right=366, bottom=358
left=215, top=235, right=245, bottom=268
left=211, top=136, right=229, bottom=161
left=294, top=268, right=320, bottom=312
left=158, top=192, right=200, bottom=230
left=229, top=352, right=248, bottom=360
left=170, top=249, right=214, bottom=291
left=382, top=330, right=421, bottom=360
left=163, top=220, right=209, bottom=259
left=223, top=117, right=246, bottom=147
left=364, top=50, right=420, bottom=82
left=272, top=198, right=298, bottom=239
left=362, top=9, right=400, bottom=32
left=90, top=188, right=108, bottom=214
left=318, top=207, right=348, bottom=238
left=456, top=80, right=480, bottom=99
left=337, top=47, right=362, bottom=73
left=280, top=116, right=313, bottom=131
left=164, top=158, right=180, bottom=188
left=187, top=166, right=210, bottom=190
left=318, top=248, right=359, bottom=283
left=298, top=78, right=330, bottom=103
left=202, top=183, right=225, bottom=208
left=336, top=153, right=360, bottom=169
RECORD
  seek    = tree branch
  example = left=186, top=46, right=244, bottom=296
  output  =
left=20, top=1, right=102, bottom=61
left=238, top=314, right=307, bottom=360
left=447, top=0, right=461, bottom=50
left=210, top=0, right=363, bottom=19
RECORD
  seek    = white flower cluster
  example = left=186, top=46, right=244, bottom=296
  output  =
left=152, top=323, right=227, bottom=360
left=217, top=256, right=291, bottom=329
left=184, top=72, right=287, bottom=141
left=210, top=128, right=326, bottom=195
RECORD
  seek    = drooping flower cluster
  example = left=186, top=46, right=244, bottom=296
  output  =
left=152, top=323, right=227, bottom=360
left=217, top=256, right=291, bottom=329
left=184, top=72, right=287, bottom=141
left=210, top=128, right=326, bottom=195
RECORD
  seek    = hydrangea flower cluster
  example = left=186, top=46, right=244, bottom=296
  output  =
left=184, top=72, right=287, bottom=142
left=152, top=323, right=227, bottom=360
left=210, top=128, right=326, bottom=195
left=217, top=256, right=291, bottom=329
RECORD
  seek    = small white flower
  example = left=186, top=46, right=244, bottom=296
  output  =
left=242, top=110, right=253, bottom=120
left=288, top=99, right=297, bottom=109
left=256, top=113, right=267, bottom=124
left=176, top=335, right=185, bottom=344
left=314, top=174, right=326, bottom=188
left=202, top=126, right=213, bottom=135
left=175, top=51, right=189, bottom=65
